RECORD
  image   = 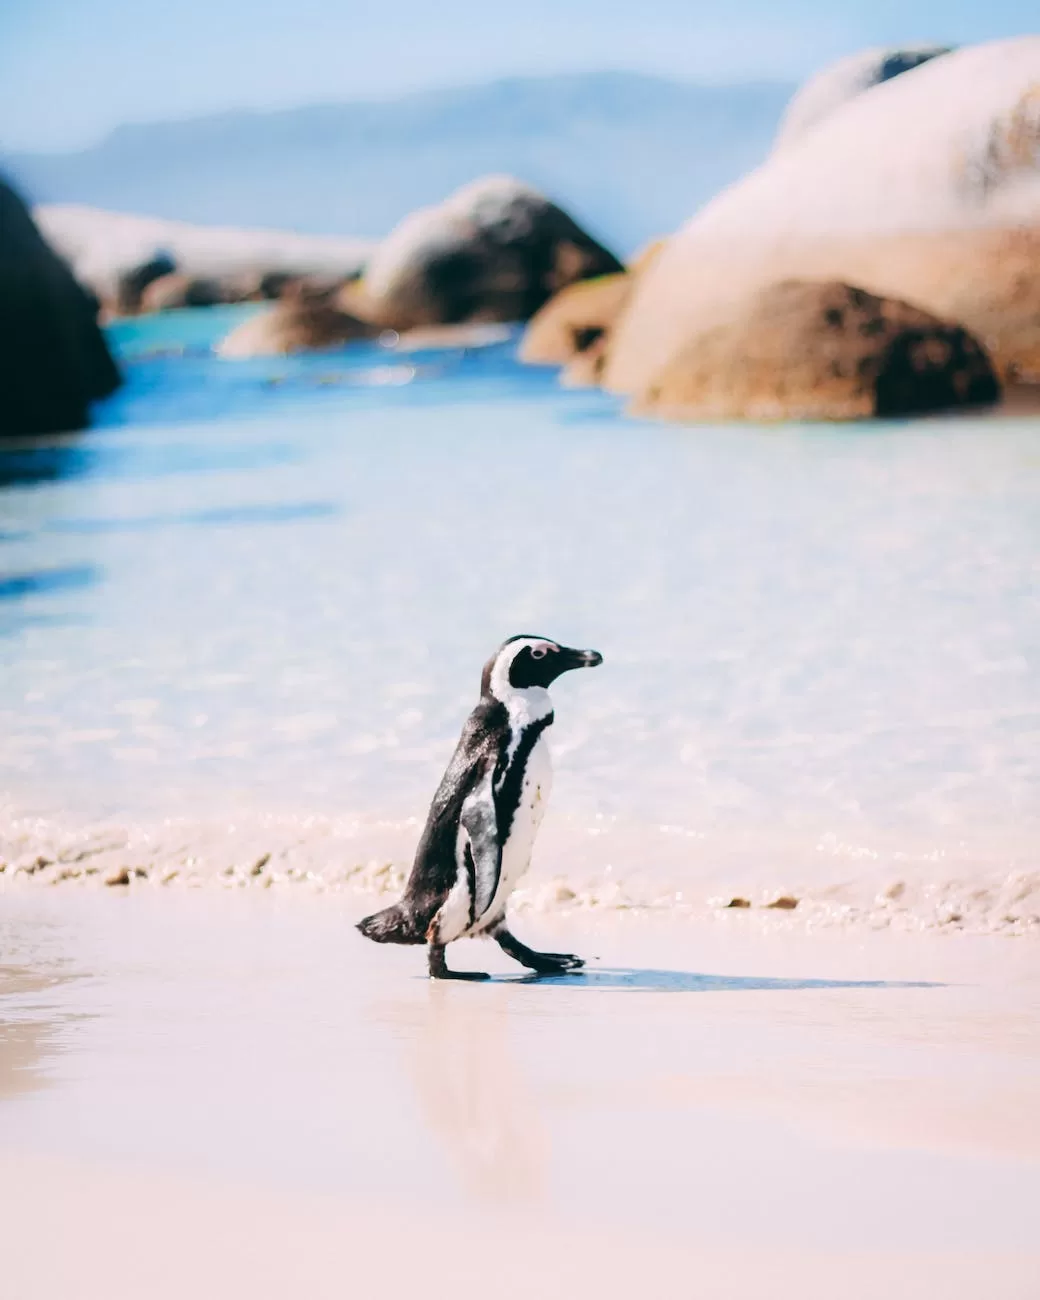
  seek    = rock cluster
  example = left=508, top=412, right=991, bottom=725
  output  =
left=603, top=38, right=1039, bottom=412
left=35, top=178, right=622, bottom=368
left=217, top=176, right=623, bottom=357
left=519, top=37, right=1038, bottom=421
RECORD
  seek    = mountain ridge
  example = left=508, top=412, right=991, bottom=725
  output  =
left=3, top=72, right=795, bottom=254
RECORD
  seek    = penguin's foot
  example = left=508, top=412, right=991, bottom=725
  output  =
left=492, top=925, right=585, bottom=975
left=428, top=943, right=490, bottom=981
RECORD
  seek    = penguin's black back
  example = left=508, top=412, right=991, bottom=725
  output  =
left=358, top=697, right=510, bottom=943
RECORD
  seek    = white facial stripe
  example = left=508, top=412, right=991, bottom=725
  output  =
left=488, top=641, right=554, bottom=760
left=488, top=638, right=543, bottom=701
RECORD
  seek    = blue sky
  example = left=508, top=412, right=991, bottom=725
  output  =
left=1, top=0, right=1034, bottom=151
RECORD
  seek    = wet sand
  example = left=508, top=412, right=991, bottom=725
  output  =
left=2, top=888, right=1038, bottom=1298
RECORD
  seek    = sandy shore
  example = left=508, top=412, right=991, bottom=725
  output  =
left=1, top=889, right=1038, bottom=1298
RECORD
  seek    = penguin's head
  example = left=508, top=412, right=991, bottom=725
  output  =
left=482, top=635, right=603, bottom=698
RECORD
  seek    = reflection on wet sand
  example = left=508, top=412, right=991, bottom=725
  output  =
left=0, top=966, right=74, bottom=1102
left=409, top=985, right=548, bottom=1203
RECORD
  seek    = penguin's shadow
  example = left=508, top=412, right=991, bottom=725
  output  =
left=496, top=967, right=941, bottom=992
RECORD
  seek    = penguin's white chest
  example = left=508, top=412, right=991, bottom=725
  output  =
left=483, top=734, right=553, bottom=926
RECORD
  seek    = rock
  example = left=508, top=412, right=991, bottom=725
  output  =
left=216, top=299, right=378, bottom=357
left=114, top=252, right=177, bottom=314
left=766, top=896, right=800, bottom=910
left=359, top=175, right=623, bottom=329
left=139, top=273, right=228, bottom=312
left=0, top=177, right=120, bottom=436
left=775, top=45, right=952, bottom=149
left=725, top=897, right=752, bottom=909
left=606, top=38, right=1040, bottom=398
left=637, top=280, right=999, bottom=421
left=520, top=274, right=632, bottom=368
left=36, top=205, right=373, bottom=314
left=520, top=240, right=666, bottom=386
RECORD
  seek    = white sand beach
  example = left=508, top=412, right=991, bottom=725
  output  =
left=2, top=887, right=1038, bottom=1299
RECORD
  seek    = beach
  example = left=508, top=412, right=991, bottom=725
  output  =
left=3, top=14, right=1040, bottom=1299
left=2, top=886, right=1039, bottom=1299
left=2, top=309, right=1039, bottom=1297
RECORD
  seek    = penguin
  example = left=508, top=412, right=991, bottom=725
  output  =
left=357, top=635, right=602, bottom=979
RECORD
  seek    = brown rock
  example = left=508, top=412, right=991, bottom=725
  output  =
left=361, top=176, right=623, bottom=330
left=520, top=242, right=666, bottom=387
left=0, top=177, right=120, bottom=436
left=636, top=280, right=1000, bottom=422
left=217, top=299, right=378, bottom=357
left=520, top=274, right=632, bottom=368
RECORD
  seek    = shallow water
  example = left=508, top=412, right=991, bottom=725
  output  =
left=1, top=309, right=1038, bottom=929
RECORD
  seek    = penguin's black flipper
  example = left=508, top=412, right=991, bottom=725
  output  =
left=492, top=924, right=585, bottom=975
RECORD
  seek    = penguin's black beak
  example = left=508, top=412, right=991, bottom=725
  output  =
left=560, top=646, right=603, bottom=671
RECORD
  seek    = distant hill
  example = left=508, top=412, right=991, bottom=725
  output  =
left=3, top=72, right=794, bottom=256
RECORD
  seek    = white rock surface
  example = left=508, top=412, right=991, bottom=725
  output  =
left=774, top=45, right=952, bottom=150
left=35, top=204, right=373, bottom=300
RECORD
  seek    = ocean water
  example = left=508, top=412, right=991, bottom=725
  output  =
left=1, top=308, right=1038, bottom=932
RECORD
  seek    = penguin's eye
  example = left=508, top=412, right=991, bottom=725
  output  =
left=530, top=646, right=548, bottom=660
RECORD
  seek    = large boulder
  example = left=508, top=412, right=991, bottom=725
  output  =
left=216, top=299, right=378, bottom=358
left=358, top=176, right=623, bottom=329
left=774, top=45, right=952, bottom=149
left=35, top=205, right=373, bottom=315
left=0, top=178, right=120, bottom=436
left=635, top=280, right=999, bottom=421
left=605, top=38, right=1040, bottom=400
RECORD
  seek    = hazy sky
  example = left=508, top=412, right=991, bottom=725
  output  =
left=1, top=0, right=1034, bottom=151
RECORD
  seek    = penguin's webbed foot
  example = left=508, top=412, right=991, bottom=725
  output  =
left=428, top=943, right=490, bottom=981
left=493, top=925, right=585, bottom=975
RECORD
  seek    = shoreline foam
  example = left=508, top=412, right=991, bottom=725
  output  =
left=3, top=803, right=1036, bottom=937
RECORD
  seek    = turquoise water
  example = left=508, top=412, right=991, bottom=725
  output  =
left=1, top=309, right=1038, bottom=926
